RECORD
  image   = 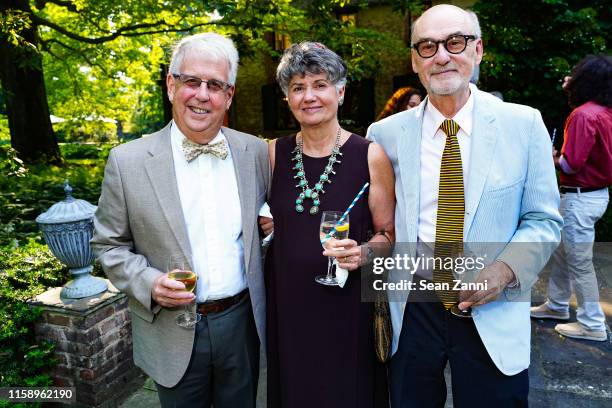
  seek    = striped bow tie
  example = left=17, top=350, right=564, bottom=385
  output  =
left=182, top=138, right=228, bottom=162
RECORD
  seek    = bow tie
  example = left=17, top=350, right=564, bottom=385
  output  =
left=182, top=138, right=228, bottom=162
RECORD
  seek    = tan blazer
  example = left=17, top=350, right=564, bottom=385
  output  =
left=91, top=122, right=269, bottom=387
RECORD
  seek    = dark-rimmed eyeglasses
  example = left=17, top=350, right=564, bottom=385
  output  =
left=412, top=35, right=477, bottom=59
left=172, top=74, right=232, bottom=93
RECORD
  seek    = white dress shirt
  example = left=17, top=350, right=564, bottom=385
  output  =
left=170, top=122, right=246, bottom=302
left=418, top=85, right=475, bottom=244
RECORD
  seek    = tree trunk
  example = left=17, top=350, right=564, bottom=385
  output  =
left=0, top=0, right=60, bottom=163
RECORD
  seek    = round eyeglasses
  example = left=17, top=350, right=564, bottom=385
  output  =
left=412, top=35, right=477, bottom=59
left=172, top=73, right=232, bottom=93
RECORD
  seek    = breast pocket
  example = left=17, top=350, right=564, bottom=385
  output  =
left=470, top=178, right=525, bottom=240
left=483, top=178, right=525, bottom=199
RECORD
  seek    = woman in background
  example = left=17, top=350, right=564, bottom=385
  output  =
left=376, top=86, right=423, bottom=121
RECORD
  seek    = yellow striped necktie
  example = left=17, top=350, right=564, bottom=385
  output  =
left=434, top=119, right=464, bottom=309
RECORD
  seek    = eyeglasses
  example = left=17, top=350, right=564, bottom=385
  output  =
left=412, top=35, right=477, bottom=59
left=172, top=74, right=232, bottom=93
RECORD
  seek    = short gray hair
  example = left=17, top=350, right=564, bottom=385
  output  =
left=466, top=10, right=482, bottom=39
left=276, top=42, right=347, bottom=96
left=169, top=32, right=239, bottom=85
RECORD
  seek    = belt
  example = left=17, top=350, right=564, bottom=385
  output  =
left=560, top=186, right=605, bottom=194
left=197, top=289, right=248, bottom=316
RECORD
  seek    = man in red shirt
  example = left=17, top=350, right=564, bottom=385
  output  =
left=531, top=55, right=612, bottom=341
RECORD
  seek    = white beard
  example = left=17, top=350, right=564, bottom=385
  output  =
left=429, top=74, right=465, bottom=96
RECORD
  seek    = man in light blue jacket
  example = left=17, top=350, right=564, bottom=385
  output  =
left=367, top=4, right=562, bottom=407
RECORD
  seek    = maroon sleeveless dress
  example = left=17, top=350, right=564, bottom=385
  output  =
left=266, top=134, right=388, bottom=408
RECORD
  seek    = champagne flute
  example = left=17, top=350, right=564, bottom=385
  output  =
left=316, top=211, right=349, bottom=286
left=167, top=254, right=200, bottom=328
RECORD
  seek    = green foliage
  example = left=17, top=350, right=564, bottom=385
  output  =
left=0, top=116, right=9, bottom=143
left=0, top=8, right=35, bottom=50
left=0, top=143, right=109, bottom=247
left=389, top=0, right=424, bottom=16
left=0, top=143, right=111, bottom=393
left=473, top=0, right=610, bottom=126
left=0, top=144, right=28, bottom=178
left=7, top=0, right=402, bottom=146
left=0, top=240, right=65, bottom=396
left=59, top=142, right=113, bottom=160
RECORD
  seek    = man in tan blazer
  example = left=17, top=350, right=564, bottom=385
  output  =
left=91, top=32, right=269, bottom=407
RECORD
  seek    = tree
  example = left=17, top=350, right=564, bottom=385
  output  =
left=384, top=0, right=609, bottom=128
left=1, top=0, right=225, bottom=162
left=1, top=1, right=59, bottom=162
left=473, top=0, right=610, bottom=129
left=1, top=0, right=403, bottom=162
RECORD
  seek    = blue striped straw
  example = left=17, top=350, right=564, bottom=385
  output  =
left=320, top=182, right=370, bottom=244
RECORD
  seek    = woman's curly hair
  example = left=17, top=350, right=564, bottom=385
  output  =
left=566, top=54, right=612, bottom=108
left=376, top=87, right=423, bottom=121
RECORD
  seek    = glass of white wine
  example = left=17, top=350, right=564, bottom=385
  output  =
left=316, top=211, right=349, bottom=286
left=167, top=254, right=200, bottom=328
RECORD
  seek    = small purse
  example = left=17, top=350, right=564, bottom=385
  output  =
left=373, top=294, right=392, bottom=363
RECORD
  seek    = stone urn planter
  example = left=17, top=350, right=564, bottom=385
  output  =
left=36, top=181, right=107, bottom=298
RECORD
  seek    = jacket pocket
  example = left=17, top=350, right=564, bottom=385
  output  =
left=483, top=178, right=524, bottom=198
left=129, top=298, right=155, bottom=323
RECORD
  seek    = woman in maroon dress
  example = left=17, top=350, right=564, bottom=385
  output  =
left=265, top=42, right=395, bottom=407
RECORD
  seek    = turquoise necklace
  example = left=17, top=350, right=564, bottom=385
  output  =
left=292, top=128, right=343, bottom=215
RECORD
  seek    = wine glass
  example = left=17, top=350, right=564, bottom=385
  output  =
left=316, top=211, right=349, bottom=286
left=448, top=246, right=472, bottom=318
left=167, top=254, right=200, bottom=328
left=450, top=304, right=472, bottom=318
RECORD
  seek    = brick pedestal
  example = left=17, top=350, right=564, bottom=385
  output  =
left=29, top=282, right=140, bottom=407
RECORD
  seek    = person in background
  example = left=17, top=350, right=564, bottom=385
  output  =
left=531, top=54, right=612, bottom=342
left=376, top=86, right=423, bottom=120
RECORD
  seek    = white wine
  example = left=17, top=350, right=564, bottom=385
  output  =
left=168, top=270, right=197, bottom=292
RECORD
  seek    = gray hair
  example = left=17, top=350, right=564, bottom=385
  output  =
left=276, top=42, right=347, bottom=96
left=411, top=6, right=482, bottom=44
left=466, top=10, right=482, bottom=39
left=169, top=32, right=239, bottom=85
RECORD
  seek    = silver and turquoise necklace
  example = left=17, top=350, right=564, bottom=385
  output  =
left=292, top=128, right=343, bottom=215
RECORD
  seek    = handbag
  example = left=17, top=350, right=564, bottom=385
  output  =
left=373, top=294, right=392, bottom=363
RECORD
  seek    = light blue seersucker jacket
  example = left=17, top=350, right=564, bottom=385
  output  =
left=367, top=85, right=562, bottom=375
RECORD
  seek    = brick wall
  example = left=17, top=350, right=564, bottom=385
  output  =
left=31, top=287, right=140, bottom=407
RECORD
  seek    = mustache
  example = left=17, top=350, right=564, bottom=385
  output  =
left=430, top=65, right=458, bottom=74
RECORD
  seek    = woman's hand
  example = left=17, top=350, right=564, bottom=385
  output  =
left=322, top=239, right=363, bottom=271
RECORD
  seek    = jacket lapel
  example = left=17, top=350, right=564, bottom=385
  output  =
left=464, top=90, right=498, bottom=238
left=223, top=127, right=256, bottom=271
left=144, top=122, right=192, bottom=262
left=398, top=103, right=425, bottom=245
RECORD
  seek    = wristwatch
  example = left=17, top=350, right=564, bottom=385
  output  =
left=364, top=245, right=376, bottom=265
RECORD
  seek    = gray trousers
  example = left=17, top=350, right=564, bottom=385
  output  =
left=547, top=189, right=609, bottom=330
left=156, top=296, right=260, bottom=408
